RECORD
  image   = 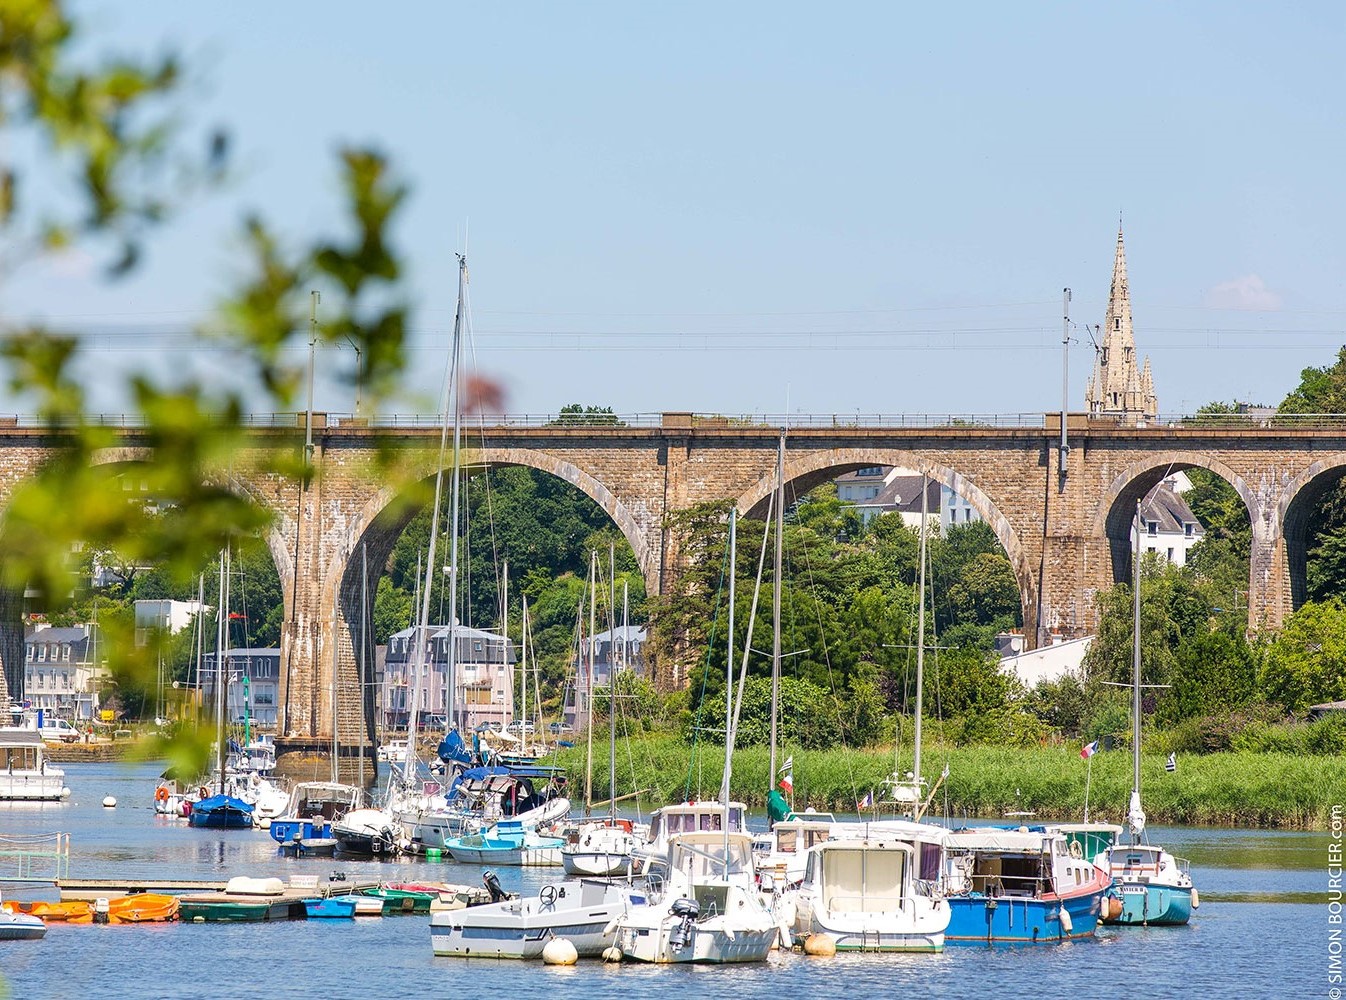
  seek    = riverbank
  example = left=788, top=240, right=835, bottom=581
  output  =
left=553, top=735, right=1346, bottom=830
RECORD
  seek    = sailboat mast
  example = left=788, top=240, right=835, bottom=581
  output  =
left=769, top=430, right=784, bottom=786
left=609, top=543, right=618, bottom=822
left=723, top=508, right=737, bottom=870
left=194, top=573, right=205, bottom=726
left=331, top=587, right=340, bottom=785
left=1132, top=499, right=1143, bottom=804
left=520, top=596, right=529, bottom=737
left=216, top=546, right=229, bottom=792
left=359, top=543, right=368, bottom=788
left=444, top=255, right=468, bottom=735
left=585, top=552, right=596, bottom=817
left=501, top=560, right=509, bottom=735
left=914, top=473, right=929, bottom=782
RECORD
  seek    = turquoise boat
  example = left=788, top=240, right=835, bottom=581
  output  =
left=359, top=887, right=436, bottom=914
left=443, top=819, right=565, bottom=866
left=304, top=897, right=356, bottom=919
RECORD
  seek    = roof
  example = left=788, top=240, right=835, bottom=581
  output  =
left=589, top=625, right=646, bottom=643
left=945, top=828, right=1052, bottom=852
left=1139, top=481, right=1203, bottom=535
left=25, top=627, right=93, bottom=645
left=388, top=622, right=508, bottom=643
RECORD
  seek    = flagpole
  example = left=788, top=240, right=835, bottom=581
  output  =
left=1084, top=754, right=1093, bottom=824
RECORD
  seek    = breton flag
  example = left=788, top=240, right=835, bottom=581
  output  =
left=778, top=756, right=794, bottom=795
left=1080, top=740, right=1100, bottom=760
left=1165, top=752, right=1177, bottom=773
left=859, top=790, right=873, bottom=809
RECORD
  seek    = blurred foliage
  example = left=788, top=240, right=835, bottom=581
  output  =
left=0, top=2, right=414, bottom=778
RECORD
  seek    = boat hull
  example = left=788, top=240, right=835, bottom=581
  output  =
left=178, top=896, right=309, bottom=923
left=616, top=920, right=778, bottom=964
left=0, top=912, right=46, bottom=939
left=561, top=849, right=633, bottom=877
left=1105, top=882, right=1193, bottom=926
left=944, top=888, right=1105, bottom=944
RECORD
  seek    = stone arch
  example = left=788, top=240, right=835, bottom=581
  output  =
left=1274, top=455, right=1346, bottom=613
left=732, top=447, right=1037, bottom=626
left=325, top=446, right=655, bottom=614
left=1092, top=452, right=1257, bottom=600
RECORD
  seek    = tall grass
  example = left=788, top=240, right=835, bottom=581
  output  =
left=555, top=734, right=1346, bottom=830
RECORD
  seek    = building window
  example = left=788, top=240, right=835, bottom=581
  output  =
left=1147, top=521, right=1157, bottom=536
left=1185, top=523, right=1194, bottom=537
left=1115, top=318, right=1121, bottom=330
left=1167, top=548, right=1175, bottom=562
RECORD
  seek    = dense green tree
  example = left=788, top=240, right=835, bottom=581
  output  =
left=1260, top=600, right=1346, bottom=712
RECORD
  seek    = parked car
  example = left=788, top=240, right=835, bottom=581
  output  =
left=505, top=720, right=535, bottom=736
left=547, top=722, right=574, bottom=735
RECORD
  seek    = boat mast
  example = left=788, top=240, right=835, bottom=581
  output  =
left=444, top=254, right=468, bottom=736
left=331, top=586, right=340, bottom=785
left=619, top=576, right=628, bottom=823
left=914, top=473, right=928, bottom=783
left=500, top=561, right=509, bottom=738
left=359, top=542, right=368, bottom=788
left=769, top=429, right=784, bottom=788
left=194, top=572, right=205, bottom=727
left=723, top=508, right=737, bottom=870
left=609, top=543, right=618, bottom=823
left=584, top=551, right=596, bottom=817
left=520, top=595, right=529, bottom=739
left=215, top=546, right=229, bottom=794
left=1129, top=499, right=1146, bottom=840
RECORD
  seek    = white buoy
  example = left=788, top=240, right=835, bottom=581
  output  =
left=102, top=796, right=117, bottom=808
left=601, top=946, right=623, bottom=963
left=803, top=933, right=837, bottom=957
left=542, top=938, right=579, bottom=966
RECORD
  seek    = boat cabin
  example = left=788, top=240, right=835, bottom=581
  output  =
left=802, top=840, right=917, bottom=916
left=648, top=801, right=746, bottom=845
left=1105, top=843, right=1190, bottom=884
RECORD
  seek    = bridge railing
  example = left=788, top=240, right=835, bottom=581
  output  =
left=5, top=411, right=1346, bottom=430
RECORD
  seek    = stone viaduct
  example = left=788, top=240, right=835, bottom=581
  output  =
left=1, top=411, right=1344, bottom=764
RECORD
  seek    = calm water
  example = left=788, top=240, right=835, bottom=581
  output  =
left=0, top=762, right=1326, bottom=999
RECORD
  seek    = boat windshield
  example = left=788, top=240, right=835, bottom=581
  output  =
left=671, top=839, right=753, bottom=879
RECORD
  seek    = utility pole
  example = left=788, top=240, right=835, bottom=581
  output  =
left=1060, top=287, right=1070, bottom=491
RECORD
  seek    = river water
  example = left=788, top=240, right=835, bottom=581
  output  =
left=0, top=762, right=1327, bottom=999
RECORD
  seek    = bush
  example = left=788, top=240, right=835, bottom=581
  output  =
left=956, top=707, right=1050, bottom=748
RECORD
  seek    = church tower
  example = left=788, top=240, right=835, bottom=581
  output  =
left=1085, top=225, right=1159, bottom=422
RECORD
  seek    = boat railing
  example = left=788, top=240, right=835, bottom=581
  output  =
left=0, top=832, right=70, bottom=882
left=1171, top=855, right=1192, bottom=876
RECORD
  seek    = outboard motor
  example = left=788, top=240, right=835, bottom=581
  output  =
left=668, top=897, right=700, bottom=951
left=483, top=869, right=508, bottom=903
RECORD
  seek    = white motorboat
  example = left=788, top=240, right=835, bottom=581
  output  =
left=430, top=877, right=638, bottom=959
left=633, top=800, right=747, bottom=871
left=789, top=830, right=950, bottom=952
left=614, top=830, right=781, bottom=964
left=332, top=807, right=404, bottom=855
left=0, top=729, right=70, bottom=802
left=561, top=818, right=639, bottom=877
left=0, top=909, right=46, bottom=940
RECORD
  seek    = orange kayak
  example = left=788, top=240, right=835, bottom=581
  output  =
left=106, top=894, right=179, bottom=923
left=3, top=900, right=92, bottom=923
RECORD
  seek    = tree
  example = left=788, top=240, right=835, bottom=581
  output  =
left=549, top=404, right=625, bottom=427
left=1260, top=600, right=1346, bottom=713
left=1279, top=348, right=1346, bottom=414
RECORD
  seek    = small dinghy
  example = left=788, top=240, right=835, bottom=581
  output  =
left=106, top=894, right=179, bottom=924
left=304, top=897, right=357, bottom=919
left=3, top=900, right=92, bottom=924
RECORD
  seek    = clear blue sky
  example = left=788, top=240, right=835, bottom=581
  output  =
left=7, top=2, right=1345, bottom=417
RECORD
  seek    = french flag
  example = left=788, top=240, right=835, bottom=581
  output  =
left=1080, top=740, right=1100, bottom=760
left=778, top=756, right=794, bottom=795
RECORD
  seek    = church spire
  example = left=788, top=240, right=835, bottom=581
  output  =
left=1085, top=223, right=1158, bottom=421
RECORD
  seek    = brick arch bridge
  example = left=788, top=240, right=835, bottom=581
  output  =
left=0, top=411, right=1342, bottom=762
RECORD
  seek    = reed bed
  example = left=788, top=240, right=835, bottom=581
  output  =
left=555, top=734, right=1346, bottom=830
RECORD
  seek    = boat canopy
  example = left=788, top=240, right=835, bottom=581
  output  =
left=945, top=829, right=1051, bottom=853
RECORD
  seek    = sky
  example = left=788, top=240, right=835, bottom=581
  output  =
left=5, top=2, right=1346, bottom=419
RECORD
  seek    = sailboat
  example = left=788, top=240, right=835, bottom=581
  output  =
left=614, top=508, right=780, bottom=964
left=562, top=546, right=640, bottom=877
left=1093, top=500, right=1198, bottom=926
left=189, top=547, right=256, bottom=830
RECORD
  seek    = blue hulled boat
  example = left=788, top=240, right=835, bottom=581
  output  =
left=443, top=818, right=565, bottom=866
left=942, top=827, right=1113, bottom=944
left=188, top=794, right=255, bottom=829
left=304, top=897, right=356, bottom=919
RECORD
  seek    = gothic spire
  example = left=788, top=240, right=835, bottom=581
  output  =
left=1086, top=223, right=1158, bottom=421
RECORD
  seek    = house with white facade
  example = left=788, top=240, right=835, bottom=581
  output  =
left=134, top=599, right=204, bottom=645
left=23, top=624, right=105, bottom=721
left=202, top=647, right=281, bottom=727
left=1132, top=478, right=1205, bottom=567
left=381, top=621, right=516, bottom=733
left=834, top=467, right=940, bottom=533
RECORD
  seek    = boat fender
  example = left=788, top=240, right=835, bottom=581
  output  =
left=602, top=917, right=621, bottom=936
left=1190, top=887, right=1200, bottom=909
left=541, top=938, right=578, bottom=966
left=601, top=946, right=623, bottom=963
left=803, top=933, right=837, bottom=957
left=155, top=786, right=170, bottom=803
left=1058, top=907, right=1073, bottom=935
